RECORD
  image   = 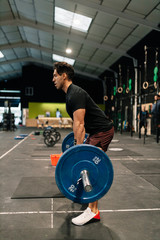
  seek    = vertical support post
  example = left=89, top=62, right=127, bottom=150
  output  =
left=133, top=59, right=138, bottom=133
left=103, top=77, right=107, bottom=104
left=120, top=98, right=123, bottom=134
left=115, top=98, right=117, bottom=133
left=130, top=96, right=133, bottom=137
left=139, top=65, right=142, bottom=138
left=114, top=73, right=118, bottom=132
left=103, top=77, right=108, bottom=116
left=115, top=73, right=118, bottom=90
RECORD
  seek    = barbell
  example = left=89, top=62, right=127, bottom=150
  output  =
left=55, top=144, right=114, bottom=204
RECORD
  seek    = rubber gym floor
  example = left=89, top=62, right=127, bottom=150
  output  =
left=0, top=127, right=159, bottom=240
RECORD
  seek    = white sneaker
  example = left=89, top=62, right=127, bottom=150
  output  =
left=71, top=207, right=100, bottom=226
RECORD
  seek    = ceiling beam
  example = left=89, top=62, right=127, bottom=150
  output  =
left=0, top=70, right=21, bottom=77
left=0, top=42, right=115, bottom=72
left=0, top=18, right=129, bottom=57
left=0, top=57, right=102, bottom=80
left=68, top=0, right=160, bottom=31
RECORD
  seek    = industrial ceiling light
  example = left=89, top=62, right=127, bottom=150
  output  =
left=52, top=54, right=75, bottom=65
left=0, top=90, right=21, bottom=93
left=55, top=7, right=92, bottom=32
left=66, top=48, right=72, bottom=54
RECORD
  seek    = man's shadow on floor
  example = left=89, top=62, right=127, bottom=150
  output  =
left=55, top=212, right=121, bottom=240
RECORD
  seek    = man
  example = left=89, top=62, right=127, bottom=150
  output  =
left=151, top=94, right=160, bottom=127
left=56, top=108, right=61, bottom=118
left=52, top=62, right=114, bottom=226
left=138, top=106, right=149, bottom=136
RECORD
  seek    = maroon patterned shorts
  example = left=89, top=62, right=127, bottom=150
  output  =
left=85, top=127, right=114, bottom=152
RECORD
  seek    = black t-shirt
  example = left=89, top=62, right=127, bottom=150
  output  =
left=66, top=84, right=113, bottom=135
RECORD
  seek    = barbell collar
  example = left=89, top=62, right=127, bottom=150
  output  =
left=80, top=170, right=92, bottom=192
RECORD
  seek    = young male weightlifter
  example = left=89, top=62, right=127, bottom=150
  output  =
left=52, top=62, right=114, bottom=226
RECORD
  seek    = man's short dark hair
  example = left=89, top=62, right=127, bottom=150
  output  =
left=54, top=62, right=74, bottom=81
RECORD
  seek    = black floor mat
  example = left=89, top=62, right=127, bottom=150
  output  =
left=121, top=161, right=160, bottom=189
left=121, top=161, right=160, bottom=174
left=11, top=177, right=65, bottom=199
left=139, top=174, right=160, bottom=190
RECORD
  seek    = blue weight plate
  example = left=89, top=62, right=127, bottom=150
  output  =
left=14, top=136, right=24, bottom=140
left=19, top=134, right=28, bottom=137
left=55, top=144, right=114, bottom=204
left=62, top=132, right=88, bottom=152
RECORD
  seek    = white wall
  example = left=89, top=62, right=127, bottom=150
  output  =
left=0, top=103, right=21, bottom=125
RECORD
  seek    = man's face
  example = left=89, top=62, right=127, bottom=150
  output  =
left=52, top=69, right=64, bottom=90
left=155, top=96, right=158, bottom=101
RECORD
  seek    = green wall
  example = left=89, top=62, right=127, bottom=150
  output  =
left=29, top=102, right=69, bottom=118
left=28, top=102, right=105, bottom=119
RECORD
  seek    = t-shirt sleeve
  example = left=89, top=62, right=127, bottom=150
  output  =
left=69, top=90, right=86, bottom=113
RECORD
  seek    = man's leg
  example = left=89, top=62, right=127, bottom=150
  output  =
left=72, top=201, right=100, bottom=226
left=72, top=128, right=114, bottom=226
left=89, top=201, right=98, bottom=214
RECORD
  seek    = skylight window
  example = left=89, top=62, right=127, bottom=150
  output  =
left=55, top=7, right=92, bottom=32
left=0, top=51, right=4, bottom=58
left=52, top=54, right=75, bottom=65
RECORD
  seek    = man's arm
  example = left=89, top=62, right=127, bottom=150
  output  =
left=73, top=109, right=86, bottom=145
left=151, top=104, right=156, bottom=114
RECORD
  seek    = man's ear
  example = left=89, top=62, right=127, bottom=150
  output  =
left=63, top=73, right=67, bottom=80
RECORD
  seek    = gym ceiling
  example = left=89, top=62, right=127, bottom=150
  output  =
left=0, top=0, right=160, bottom=82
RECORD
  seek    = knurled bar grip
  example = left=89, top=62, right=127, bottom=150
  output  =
left=80, top=170, right=92, bottom=192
